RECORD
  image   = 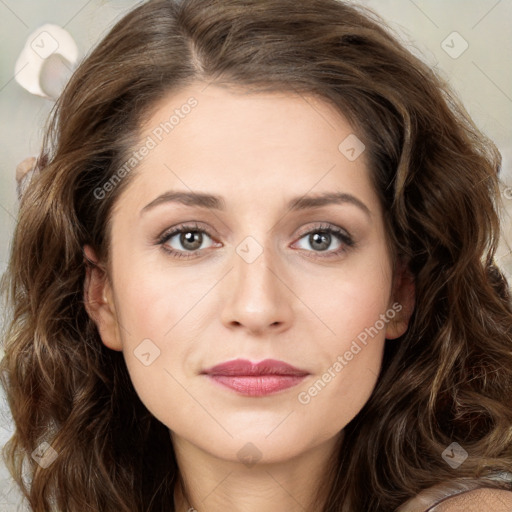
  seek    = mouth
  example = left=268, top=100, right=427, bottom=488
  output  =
left=201, top=358, right=309, bottom=397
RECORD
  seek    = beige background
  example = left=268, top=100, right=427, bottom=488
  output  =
left=1, top=0, right=511, bottom=509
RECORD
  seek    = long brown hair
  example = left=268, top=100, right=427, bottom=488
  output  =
left=1, top=0, right=511, bottom=510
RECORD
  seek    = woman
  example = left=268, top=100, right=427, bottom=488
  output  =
left=1, top=0, right=512, bottom=510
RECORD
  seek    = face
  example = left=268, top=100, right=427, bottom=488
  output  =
left=84, top=82, right=414, bottom=465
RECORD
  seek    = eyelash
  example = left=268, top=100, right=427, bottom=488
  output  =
left=157, top=222, right=355, bottom=260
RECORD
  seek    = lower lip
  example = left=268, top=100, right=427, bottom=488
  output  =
left=206, top=375, right=307, bottom=396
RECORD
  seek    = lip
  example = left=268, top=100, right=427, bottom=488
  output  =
left=201, top=358, right=309, bottom=397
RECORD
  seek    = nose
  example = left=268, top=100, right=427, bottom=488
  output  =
left=219, top=239, right=294, bottom=336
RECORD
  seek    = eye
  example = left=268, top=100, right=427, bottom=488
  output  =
left=158, top=222, right=218, bottom=259
left=157, top=222, right=355, bottom=260
left=293, top=223, right=355, bottom=258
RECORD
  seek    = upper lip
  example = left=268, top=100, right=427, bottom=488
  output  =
left=201, top=358, right=309, bottom=377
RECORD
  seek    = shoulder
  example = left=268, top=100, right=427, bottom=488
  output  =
left=432, top=488, right=512, bottom=511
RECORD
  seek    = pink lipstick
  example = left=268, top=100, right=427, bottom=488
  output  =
left=202, top=358, right=309, bottom=397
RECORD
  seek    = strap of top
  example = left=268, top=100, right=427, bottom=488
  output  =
left=395, top=471, right=512, bottom=512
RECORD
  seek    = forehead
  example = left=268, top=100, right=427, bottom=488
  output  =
left=140, top=82, right=358, bottom=158
left=114, top=82, right=377, bottom=216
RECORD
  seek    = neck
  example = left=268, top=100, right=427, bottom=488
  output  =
left=172, top=432, right=343, bottom=512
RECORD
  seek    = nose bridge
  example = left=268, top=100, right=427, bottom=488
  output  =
left=220, top=231, right=293, bottom=332
left=237, top=234, right=278, bottom=296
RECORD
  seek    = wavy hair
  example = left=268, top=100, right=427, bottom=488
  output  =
left=1, top=0, right=512, bottom=510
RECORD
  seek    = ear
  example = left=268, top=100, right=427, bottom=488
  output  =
left=83, top=244, right=123, bottom=351
left=385, top=258, right=416, bottom=340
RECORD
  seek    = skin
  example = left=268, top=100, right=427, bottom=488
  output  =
left=84, top=82, right=415, bottom=512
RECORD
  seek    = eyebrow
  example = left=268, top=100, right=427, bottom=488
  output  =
left=140, top=190, right=371, bottom=218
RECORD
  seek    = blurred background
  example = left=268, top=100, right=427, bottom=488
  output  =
left=0, top=0, right=511, bottom=509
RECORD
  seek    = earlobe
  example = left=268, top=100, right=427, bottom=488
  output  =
left=83, top=244, right=123, bottom=351
left=385, top=258, right=416, bottom=340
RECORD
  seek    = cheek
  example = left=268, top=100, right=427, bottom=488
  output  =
left=295, top=343, right=385, bottom=443
left=113, top=282, right=198, bottom=426
left=292, top=253, right=392, bottom=429
left=110, top=262, right=213, bottom=419
left=112, top=256, right=192, bottom=340
left=293, top=298, right=391, bottom=441
left=305, top=248, right=393, bottom=340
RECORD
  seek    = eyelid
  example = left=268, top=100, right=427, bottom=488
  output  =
left=295, top=222, right=352, bottom=241
left=157, top=220, right=215, bottom=240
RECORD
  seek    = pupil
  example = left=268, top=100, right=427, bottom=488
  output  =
left=182, top=231, right=201, bottom=250
left=311, top=232, right=330, bottom=251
